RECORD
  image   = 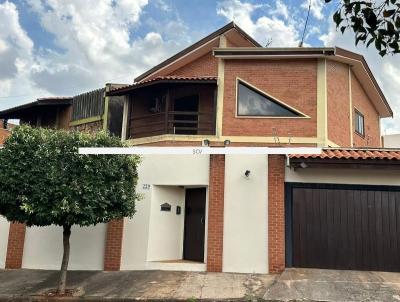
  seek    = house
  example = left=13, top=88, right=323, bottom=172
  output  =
left=0, top=120, right=15, bottom=145
left=383, top=134, right=400, bottom=148
left=1, top=22, right=400, bottom=274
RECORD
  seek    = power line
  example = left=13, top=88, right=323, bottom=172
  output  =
left=299, top=0, right=312, bottom=47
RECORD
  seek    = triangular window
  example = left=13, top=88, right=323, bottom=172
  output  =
left=237, top=81, right=303, bottom=117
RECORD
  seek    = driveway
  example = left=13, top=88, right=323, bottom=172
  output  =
left=0, top=269, right=276, bottom=301
left=264, top=268, right=400, bottom=302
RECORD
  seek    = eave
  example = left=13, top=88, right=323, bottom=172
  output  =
left=0, top=97, right=72, bottom=119
left=134, top=22, right=261, bottom=83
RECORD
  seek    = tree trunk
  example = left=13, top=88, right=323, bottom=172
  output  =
left=57, top=225, right=71, bottom=295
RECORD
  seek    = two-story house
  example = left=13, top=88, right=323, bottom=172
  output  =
left=1, top=22, right=400, bottom=274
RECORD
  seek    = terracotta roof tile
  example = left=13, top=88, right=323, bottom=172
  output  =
left=109, top=76, right=218, bottom=94
left=289, top=148, right=400, bottom=161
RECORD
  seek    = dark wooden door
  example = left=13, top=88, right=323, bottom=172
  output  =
left=289, top=184, right=400, bottom=272
left=183, top=188, right=206, bottom=262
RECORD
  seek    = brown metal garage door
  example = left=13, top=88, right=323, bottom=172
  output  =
left=286, top=183, right=400, bottom=272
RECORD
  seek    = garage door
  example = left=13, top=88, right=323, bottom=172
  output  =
left=285, top=183, right=400, bottom=272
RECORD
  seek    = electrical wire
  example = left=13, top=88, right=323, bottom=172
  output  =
left=299, top=0, right=312, bottom=47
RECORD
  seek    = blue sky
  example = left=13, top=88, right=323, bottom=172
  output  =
left=0, top=0, right=399, bottom=133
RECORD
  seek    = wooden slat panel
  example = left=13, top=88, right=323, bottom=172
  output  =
left=72, top=88, right=105, bottom=121
left=291, top=185, right=400, bottom=272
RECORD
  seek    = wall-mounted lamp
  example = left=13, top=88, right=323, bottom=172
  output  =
left=203, top=139, right=210, bottom=146
left=224, top=139, right=231, bottom=146
left=244, top=170, right=251, bottom=178
left=300, top=162, right=308, bottom=169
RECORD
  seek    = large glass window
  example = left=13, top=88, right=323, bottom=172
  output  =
left=237, top=81, right=301, bottom=117
left=355, top=109, right=365, bottom=137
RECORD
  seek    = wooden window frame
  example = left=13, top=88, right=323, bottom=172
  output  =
left=354, top=108, right=365, bottom=138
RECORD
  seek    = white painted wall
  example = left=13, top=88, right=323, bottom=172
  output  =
left=0, top=216, right=10, bottom=268
left=285, top=166, right=400, bottom=185
left=383, top=134, right=400, bottom=148
left=121, top=154, right=209, bottom=270
left=22, top=224, right=106, bottom=270
left=223, top=155, right=268, bottom=274
left=147, top=186, right=185, bottom=261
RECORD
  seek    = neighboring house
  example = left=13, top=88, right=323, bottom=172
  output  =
left=0, top=120, right=15, bottom=145
left=1, top=22, right=400, bottom=274
left=383, top=134, right=400, bottom=148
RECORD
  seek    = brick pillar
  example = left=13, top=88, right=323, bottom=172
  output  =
left=104, top=219, right=124, bottom=271
left=5, top=222, right=26, bottom=269
left=268, top=155, right=285, bottom=273
left=207, top=154, right=225, bottom=272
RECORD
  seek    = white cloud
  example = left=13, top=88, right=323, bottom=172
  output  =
left=0, top=1, right=48, bottom=110
left=301, top=0, right=324, bottom=20
left=320, top=22, right=400, bottom=134
left=271, top=0, right=289, bottom=20
left=217, top=0, right=300, bottom=46
left=0, top=0, right=190, bottom=109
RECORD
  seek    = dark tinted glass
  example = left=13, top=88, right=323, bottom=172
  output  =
left=237, top=82, right=300, bottom=117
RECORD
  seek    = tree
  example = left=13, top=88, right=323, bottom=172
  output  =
left=325, top=0, right=400, bottom=56
left=0, top=126, right=139, bottom=295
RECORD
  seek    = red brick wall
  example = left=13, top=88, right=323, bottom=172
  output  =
left=268, top=155, right=285, bottom=273
left=222, top=59, right=317, bottom=137
left=327, top=61, right=351, bottom=147
left=351, top=72, right=381, bottom=147
left=104, top=219, right=124, bottom=271
left=5, top=223, right=26, bottom=269
left=0, top=128, right=10, bottom=145
left=171, top=52, right=218, bottom=77
left=207, top=154, right=225, bottom=272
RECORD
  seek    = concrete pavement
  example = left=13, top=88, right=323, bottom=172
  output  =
left=3, top=268, right=400, bottom=301
left=0, top=269, right=276, bottom=301
left=264, top=268, right=400, bottom=302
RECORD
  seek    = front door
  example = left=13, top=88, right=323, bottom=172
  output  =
left=183, top=188, right=206, bottom=262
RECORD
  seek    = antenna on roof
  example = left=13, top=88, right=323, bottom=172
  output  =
left=299, top=0, right=311, bottom=47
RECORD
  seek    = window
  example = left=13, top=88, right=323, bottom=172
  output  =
left=355, top=109, right=365, bottom=137
left=237, top=81, right=302, bottom=117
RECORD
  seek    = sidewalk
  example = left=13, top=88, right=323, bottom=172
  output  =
left=0, top=269, right=276, bottom=301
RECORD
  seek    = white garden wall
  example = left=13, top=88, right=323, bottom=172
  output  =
left=222, top=155, right=268, bottom=274
left=0, top=216, right=10, bottom=268
left=147, top=186, right=185, bottom=261
left=22, top=224, right=106, bottom=270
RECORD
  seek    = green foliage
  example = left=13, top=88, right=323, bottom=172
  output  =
left=0, top=125, right=140, bottom=227
left=325, top=0, right=400, bottom=56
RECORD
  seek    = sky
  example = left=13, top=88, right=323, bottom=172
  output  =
left=0, top=0, right=399, bottom=133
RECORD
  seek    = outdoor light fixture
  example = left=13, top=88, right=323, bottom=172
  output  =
left=245, top=170, right=251, bottom=178
left=224, top=139, right=231, bottom=146
left=203, top=139, right=210, bottom=146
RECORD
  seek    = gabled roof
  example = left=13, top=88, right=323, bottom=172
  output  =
left=213, top=47, right=393, bottom=118
left=0, top=97, right=72, bottom=118
left=134, top=22, right=261, bottom=83
left=108, top=76, right=217, bottom=96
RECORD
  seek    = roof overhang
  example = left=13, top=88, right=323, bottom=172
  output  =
left=0, top=97, right=72, bottom=119
left=289, top=148, right=400, bottom=169
left=134, top=22, right=261, bottom=83
left=108, top=76, right=217, bottom=96
left=213, top=47, right=393, bottom=118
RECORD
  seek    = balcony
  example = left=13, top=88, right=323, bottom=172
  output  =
left=129, top=111, right=215, bottom=138
left=108, top=76, right=217, bottom=140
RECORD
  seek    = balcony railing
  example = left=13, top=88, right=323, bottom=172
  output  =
left=128, top=111, right=215, bottom=139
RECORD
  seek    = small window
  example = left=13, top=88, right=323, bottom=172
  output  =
left=355, top=109, right=365, bottom=137
left=237, top=81, right=301, bottom=117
